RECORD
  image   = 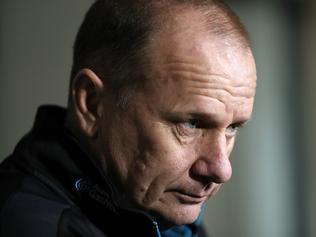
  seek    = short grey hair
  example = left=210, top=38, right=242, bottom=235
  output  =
left=70, top=0, right=250, bottom=107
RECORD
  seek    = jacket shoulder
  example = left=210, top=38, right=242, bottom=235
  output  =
left=0, top=171, right=107, bottom=237
left=0, top=190, right=67, bottom=237
left=0, top=190, right=107, bottom=237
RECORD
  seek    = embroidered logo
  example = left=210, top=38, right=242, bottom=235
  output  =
left=74, top=178, right=119, bottom=215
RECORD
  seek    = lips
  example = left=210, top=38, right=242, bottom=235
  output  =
left=166, top=189, right=209, bottom=204
left=165, top=183, right=220, bottom=204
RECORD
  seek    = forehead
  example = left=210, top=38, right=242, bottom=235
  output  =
left=141, top=10, right=256, bottom=123
left=146, top=6, right=255, bottom=75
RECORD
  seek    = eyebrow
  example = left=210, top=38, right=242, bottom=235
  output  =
left=163, top=110, right=252, bottom=127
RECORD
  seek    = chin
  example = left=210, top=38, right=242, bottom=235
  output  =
left=151, top=203, right=202, bottom=229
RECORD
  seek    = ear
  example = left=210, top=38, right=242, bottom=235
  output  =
left=70, top=68, right=104, bottom=138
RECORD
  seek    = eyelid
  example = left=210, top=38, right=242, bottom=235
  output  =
left=231, top=122, right=245, bottom=128
left=226, top=122, right=245, bottom=137
left=174, top=119, right=203, bottom=137
left=168, top=112, right=250, bottom=135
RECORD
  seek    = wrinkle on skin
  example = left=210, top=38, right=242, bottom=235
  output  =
left=160, top=60, right=255, bottom=85
left=137, top=31, right=256, bottom=223
left=172, top=128, right=197, bottom=146
left=97, top=8, right=257, bottom=228
left=146, top=55, right=254, bottom=138
left=171, top=72, right=255, bottom=98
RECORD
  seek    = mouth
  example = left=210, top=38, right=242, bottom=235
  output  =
left=167, top=190, right=208, bottom=204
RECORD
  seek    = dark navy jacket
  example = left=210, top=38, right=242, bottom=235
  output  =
left=0, top=106, right=207, bottom=237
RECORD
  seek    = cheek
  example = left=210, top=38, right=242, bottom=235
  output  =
left=100, top=115, right=141, bottom=191
left=141, top=126, right=195, bottom=178
left=129, top=141, right=183, bottom=187
left=127, top=129, right=195, bottom=205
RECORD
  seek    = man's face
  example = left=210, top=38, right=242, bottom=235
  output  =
left=97, top=12, right=256, bottom=227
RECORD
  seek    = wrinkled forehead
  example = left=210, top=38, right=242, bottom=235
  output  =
left=147, top=24, right=257, bottom=85
left=142, top=18, right=257, bottom=122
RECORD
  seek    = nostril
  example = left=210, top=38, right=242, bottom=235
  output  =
left=189, top=159, right=213, bottom=186
left=189, top=158, right=232, bottom=185
left=189, top=170, right=214, bottom=187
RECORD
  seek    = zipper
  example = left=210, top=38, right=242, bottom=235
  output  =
left=152, top=220, right=162, bottom=237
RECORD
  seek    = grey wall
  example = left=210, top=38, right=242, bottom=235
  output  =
left=1, top=1, right=314, bottom=237
left=0, top=0, right=93, bottom=158
left=204, top=1, right=304, bottom=237
left=302, top=2, right=316, bottom=236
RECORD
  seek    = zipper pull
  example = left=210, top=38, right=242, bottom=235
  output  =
left=152, top=220, right=162, bottom=237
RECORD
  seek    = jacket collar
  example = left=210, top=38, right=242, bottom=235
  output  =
left=13, top=105, right=161, bottom=237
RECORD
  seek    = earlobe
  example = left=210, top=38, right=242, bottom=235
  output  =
left=71, top=68, right=104, bottom=138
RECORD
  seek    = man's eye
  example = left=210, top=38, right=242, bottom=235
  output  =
left=182, top=120, right=198, bottom=129
left=226, top=123, right=243, bottom=137
left=175, top=119, right=201, bottom=137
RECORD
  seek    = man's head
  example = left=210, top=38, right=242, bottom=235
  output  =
left=66, top=0, right=257, bottom=228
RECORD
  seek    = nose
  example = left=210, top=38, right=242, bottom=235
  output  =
left=190, top=131, right=232, bottom=184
